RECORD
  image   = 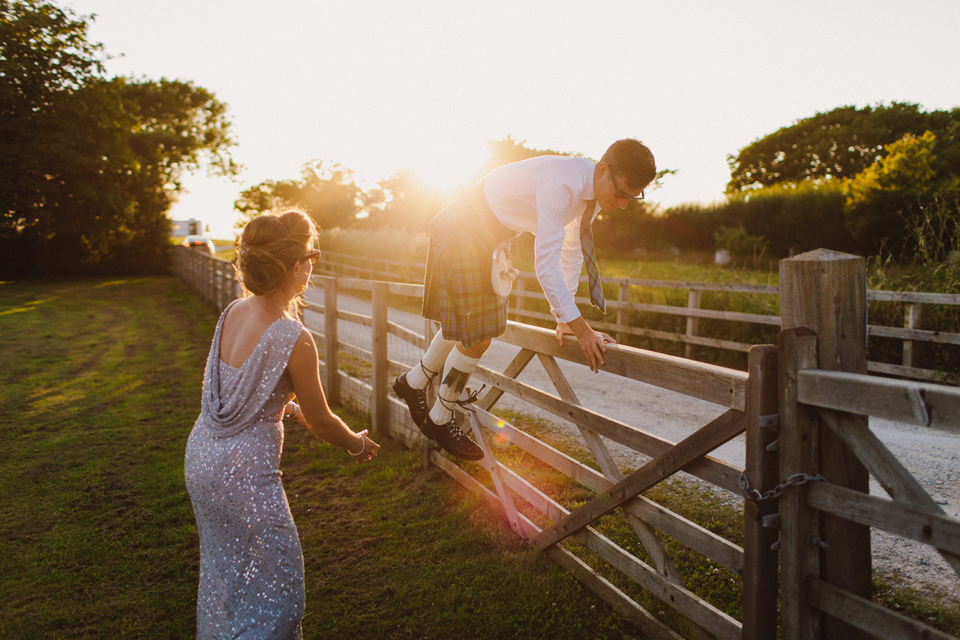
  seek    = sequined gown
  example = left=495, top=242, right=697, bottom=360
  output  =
left=185, top=301, right=305, bottom=639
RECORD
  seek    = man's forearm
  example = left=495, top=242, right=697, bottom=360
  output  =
left=565, top=316, right=591, bottom=338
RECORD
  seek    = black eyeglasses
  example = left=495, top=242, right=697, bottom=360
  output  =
left=301, top=249, right=320, bottom=265
left=610, top=170, right=645, bottom=201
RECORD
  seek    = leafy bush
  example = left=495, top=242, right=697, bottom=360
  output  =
left=846, top=131, right=960, bottom=257
left=659, top=182, right=853, bottom=259
left=713, top=225, right=769, bottom=263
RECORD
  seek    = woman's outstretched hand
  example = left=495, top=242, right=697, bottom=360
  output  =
left=349, top=430, right=380, bottom=464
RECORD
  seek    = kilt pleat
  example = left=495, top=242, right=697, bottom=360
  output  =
left=422, top=199, right=508, bottom=347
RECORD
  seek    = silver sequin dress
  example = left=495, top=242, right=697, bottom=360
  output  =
left=185, top=301, right=305, bottom=639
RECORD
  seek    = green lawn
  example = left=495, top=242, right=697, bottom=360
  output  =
left=0, top=276, right=642, bottom=639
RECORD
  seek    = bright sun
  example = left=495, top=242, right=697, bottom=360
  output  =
left=404, top=144, right=489, bottom=193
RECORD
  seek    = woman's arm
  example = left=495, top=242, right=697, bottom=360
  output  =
left=286, top=327, right=379, bottom=462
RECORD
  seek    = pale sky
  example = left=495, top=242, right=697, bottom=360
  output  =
left=66, top=0, right=960, bottom=238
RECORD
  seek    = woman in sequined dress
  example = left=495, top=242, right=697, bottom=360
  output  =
left=184, top=209, right=380, bottom=639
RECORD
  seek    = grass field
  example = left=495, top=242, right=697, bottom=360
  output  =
left=0, top=277, right=642, bottom=639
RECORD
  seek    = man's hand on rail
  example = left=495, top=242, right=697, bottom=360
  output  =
left=556, top=318, right=616, bottom=373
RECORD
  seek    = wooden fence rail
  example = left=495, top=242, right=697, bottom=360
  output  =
left=317, top=250, right=960, bottom=385
left=174, top=246, right=960, bottom=639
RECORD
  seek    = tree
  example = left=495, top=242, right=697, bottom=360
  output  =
left=0, top=1, right=238, bottom=276
left=235, top=160, right=361, bottom=231
left=726, top=103, right=958, bottom=193
left=845, top=131, right=960, bottom=256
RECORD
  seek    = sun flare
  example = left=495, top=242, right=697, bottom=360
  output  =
left=405, top=143, right=489, bottom=195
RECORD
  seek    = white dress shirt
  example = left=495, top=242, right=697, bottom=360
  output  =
left=483, top=155, right=598, bottom=324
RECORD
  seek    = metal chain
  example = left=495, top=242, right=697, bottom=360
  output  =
left=739, top=471, right=826, bottom=502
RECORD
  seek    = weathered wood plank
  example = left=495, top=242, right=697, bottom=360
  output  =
left=816, top=407, right=960, bottom=574
left=498, top=322, right=748, bottom=410
left=867, top=289, right=960, bottom=305
left=869, top=322, right=960, bottom=346
left=780, top=249, right=871, bottom=640
left=535, top=354, right=718, bottom=640
left=778, top=327, right=822, bottom=640
left=867, top=360, right=959, bottom=385
left=536, top=354, right=622, bottom=480
left=516, top=271, right=781, bottom=295
left=322, top=276, right=340, bottom=406
left=470, top=365, right=742, bottom=493
left=335, top=309, right=373, bottom=328
left=806, top=483, right=960, bottom=558
left=685, top=290, right=702, bottom=359
left=742, top=345, right=779, bottom=640
left=571, top=527, right=742, bottom=640
left=807, top=577, right=955, bottom=640
left=384, top=281, right=423, bottom=298
left=508, top=308, right=756, bottom=352
left=386, top=320, right=424, bottom=348
left=465, top=410, right=523, bottom=534
left=371, top=282, right=389, bottom=435
left=331, top=339, right=407, bottom=375
left=476, top=348, right=536, bottom=412
left=495, top=454, right=736, bottom=639
left=431, top=449, right=686, bottom=640
left=544, top=543, right=686, bottom=640
left=532, top=410, right=745, bottom=550
left=301, top=300, right=325, bottom=314
left=798, top=369, right=960, bottom=433
left=470, top=407, right=745, bottom=575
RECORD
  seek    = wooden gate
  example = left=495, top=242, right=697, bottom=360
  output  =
left=777, top=250, right=960, bottom=640
left=303, top=275, right=779, bottom=640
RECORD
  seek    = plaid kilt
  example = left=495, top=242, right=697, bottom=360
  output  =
left=422, top=198, right=508, bottom=347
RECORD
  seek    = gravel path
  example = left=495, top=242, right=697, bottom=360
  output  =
left=304, top=287, right=960, bottom=605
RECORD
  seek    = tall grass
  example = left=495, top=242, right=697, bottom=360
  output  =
left=865, top=197, right=960, bottom=376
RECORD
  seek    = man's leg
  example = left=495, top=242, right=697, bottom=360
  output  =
left=393, top=332, right=457, bottom=428
left=420, top=339, right=491, bottom=460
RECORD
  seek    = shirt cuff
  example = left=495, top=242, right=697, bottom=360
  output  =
left=551, top=300, right=581, bottom=324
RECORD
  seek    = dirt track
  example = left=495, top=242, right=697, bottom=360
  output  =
left=304, top=288, right=960, bottom=605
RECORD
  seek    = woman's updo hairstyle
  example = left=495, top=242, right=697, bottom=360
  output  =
left=235, top=209, right=319, bottom=297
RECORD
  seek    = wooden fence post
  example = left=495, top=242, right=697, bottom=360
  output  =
left=322, top=276, right=340, bottom=407
left=515, top=276, right=525, bottom=316
left=371, top=281, right=389, bottom=435
left=778, top=327, right=822, bottom=640
left=685, top=289, right=701, bottom=360
left=742, top=344, right=779, bottom=640
left=903, top=302, right=922, bottom=367
left=617, top=282, right=629, bottom=344
left=207, top=256, right=214, bottom=306
left=780, top=249, right=871, bottom=640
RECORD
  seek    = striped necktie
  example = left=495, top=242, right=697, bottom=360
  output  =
left=579, top=200, right=606, bottom=313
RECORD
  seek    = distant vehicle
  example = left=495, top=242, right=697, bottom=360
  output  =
left=183, top=235, right=217, bottom=256
left=172, top=218, right=204, bottom=236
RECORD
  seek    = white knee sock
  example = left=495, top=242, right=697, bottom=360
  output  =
left=428, top=347, right=480, bottom=425
left=407, top=333, right=457, bottom=390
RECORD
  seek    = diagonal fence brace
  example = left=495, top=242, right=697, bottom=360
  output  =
left=531, top=408, right=746, bottom=551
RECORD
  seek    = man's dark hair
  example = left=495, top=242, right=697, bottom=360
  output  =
left=601, top=139, right=656, bottom=190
